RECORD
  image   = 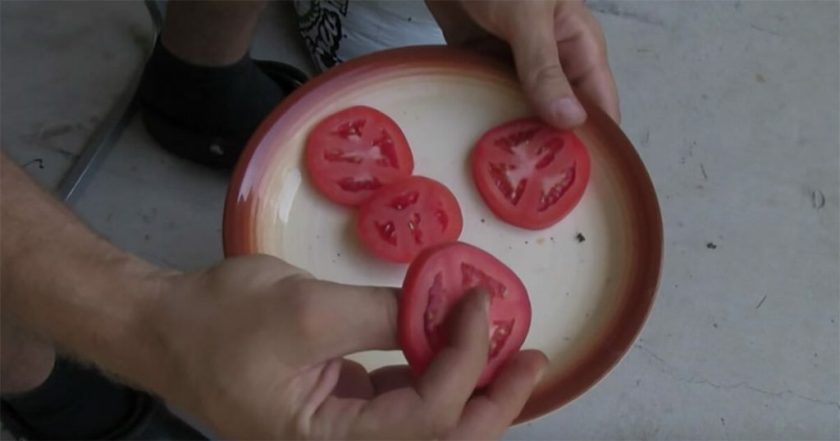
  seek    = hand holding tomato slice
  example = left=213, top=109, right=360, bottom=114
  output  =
left=472, top=118, right=590, bottom=229
left=306, top=106, right=414, bottom=206
left=156, top=254, right=545, bottom=439
left=356, top=176, right=463, bottom=263
left=400, top=242, right=533, bottom=387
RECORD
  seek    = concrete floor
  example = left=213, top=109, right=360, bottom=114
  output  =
left=1, top=1, right=838, bottom=439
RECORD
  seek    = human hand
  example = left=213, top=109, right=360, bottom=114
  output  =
left=146, top=254, right=547, bottom=439
left=428, top=0, right=620, bottom=128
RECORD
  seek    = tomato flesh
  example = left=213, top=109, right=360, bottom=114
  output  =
left=306, top=106, right=414, bottom=206
left=356, top=176, right=463, bottom=263
left=471, top=118, right=590, bottom=229
left=400, top=242, right=531, bottom=387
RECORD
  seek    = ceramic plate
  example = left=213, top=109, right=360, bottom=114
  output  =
left=224, top=46, right=662, bottom=422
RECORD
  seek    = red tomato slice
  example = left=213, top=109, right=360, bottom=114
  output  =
left=306, top=106, right=414, bottom=206
left=471, top=118, right=590, bottom=229
left=399, top=242, right=531, bottom=387
left=356, top=176, right=463, bottom=263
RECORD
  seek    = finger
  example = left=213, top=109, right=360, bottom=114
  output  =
left=574, top=65, right=620, bottom=123
left=288, top=278, right=399, bottom=359
left=448, top=350, right=548, bottom=439
left=508, top=14, right=586, bottom=129
left=415, top=289, right=490, bottom=421
left=554, top=9, right=620, bottom=124
left=460, top=36, right=515, bottom=65
left=370, top=365, right=415, bottom=394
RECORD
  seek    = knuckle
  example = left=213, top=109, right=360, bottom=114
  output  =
left=577, top=13, right=609, bottom=57
left=422, top=403, right=460, bottom=438
left=528, top=64, right=569, bottom=91
left=284, top=278, right=324, bottom=338
left=587, top=34, right=609, bottom=62
left=435, top=418, right=460, bottom=439
left=290, top=410, right=312, bottom=439
left=590, top=18, right=606, bottom=40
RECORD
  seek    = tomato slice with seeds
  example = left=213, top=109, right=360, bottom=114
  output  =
left=471, top=118, right=590, bottom=229
left=305, top=106, right=414, bottom=206
left=399, top=242, right=531, bottom=387
left=356, top=176, right=463, bottom=263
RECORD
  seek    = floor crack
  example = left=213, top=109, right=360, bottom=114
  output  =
left=633, top=343, right=840, bottom=410
left=589, top=1, right=666, bottom=28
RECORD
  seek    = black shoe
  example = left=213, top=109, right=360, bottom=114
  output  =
left=1, top=393, right=206, bottom=440
left=138, top=39, right=308, bottom=169
left=0, top=358, right=206, bottom=440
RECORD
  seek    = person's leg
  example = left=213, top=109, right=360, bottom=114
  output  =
left=139, top=0, right=307, bottom=168
left=160, top=0, right=267, bottom=66
left=0, top=324, right=133, bottom=439
left=0, top=321, right=204, bottom=440
left=0, top=324, right=55, bottom=395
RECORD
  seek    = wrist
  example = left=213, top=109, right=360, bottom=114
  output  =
left=127, top=268, right=209, bottom=409
left=83, top=256, right=182, bottom=396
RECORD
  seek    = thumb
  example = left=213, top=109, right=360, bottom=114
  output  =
left=290, top=278, right=399, bottom=359
left=508, top=15, right=587, bottom=129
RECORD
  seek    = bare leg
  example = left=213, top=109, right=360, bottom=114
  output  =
left=0, top=323, right=54, bottom=394
left=161, top=0, right=268, bottom=66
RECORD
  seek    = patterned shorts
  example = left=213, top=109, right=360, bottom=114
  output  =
left=292, top=0, right=445, bottom=72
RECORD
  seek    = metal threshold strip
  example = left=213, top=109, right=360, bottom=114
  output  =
left=56, top=0, right=163, bottom=203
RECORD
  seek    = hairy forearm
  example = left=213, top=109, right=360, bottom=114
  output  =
left=0, top=153, right=171, bottom=391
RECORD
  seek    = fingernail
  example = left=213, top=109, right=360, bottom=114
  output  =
left=552, top=97, right=586, bottom=123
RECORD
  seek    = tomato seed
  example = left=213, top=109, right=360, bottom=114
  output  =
left=538, top=166, right=575, bottom=212
left=387, top=191, right=419, bottom=210
left=338, top=177, right=383, bottom=192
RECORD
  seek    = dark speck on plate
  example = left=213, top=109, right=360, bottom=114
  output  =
left=575, top=233, right=586, bottom=243
left=707, top=242, right=717, bottom=249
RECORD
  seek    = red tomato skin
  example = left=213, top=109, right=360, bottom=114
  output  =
left=399, top=242, right=531, bottom=388
left=471, top=118, right=590, bottom=230
left=305, top=106, right=414, bottom=206
left=356, top=176, right=463, bottom=263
